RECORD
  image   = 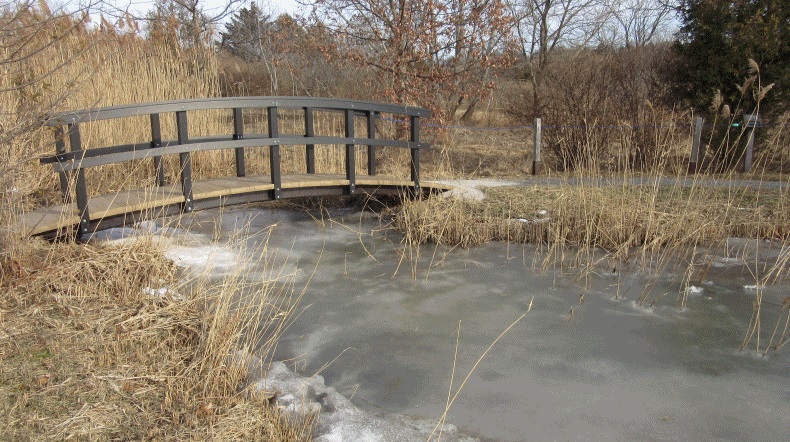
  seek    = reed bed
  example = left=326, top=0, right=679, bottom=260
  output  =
left=1, top=8, right=313, bottom=439
left=0, top=233, right=313, bottom=440
left=402, top=182, right=786, bottom=248
left=392, top=113, right=789, bottom=352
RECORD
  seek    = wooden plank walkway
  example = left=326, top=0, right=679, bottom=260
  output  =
left=22, top=174, right=451, bottom=238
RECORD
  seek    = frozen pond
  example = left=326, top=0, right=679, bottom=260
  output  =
left=108, top=206, right=790, bottom=441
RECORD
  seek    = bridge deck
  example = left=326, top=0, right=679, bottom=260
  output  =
left=22, top=174, right=451, bottom=238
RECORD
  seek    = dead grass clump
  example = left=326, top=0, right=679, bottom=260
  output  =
left=392, top=181, right=789, bottom=259
left=0, top=239, right=310, bottom=440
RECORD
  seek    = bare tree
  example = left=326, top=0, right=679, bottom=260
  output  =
left=308, top=0, right=513, bottom=121
left=506, top=0, right=610, bottom=117
left=105, top=0, right=244, bottom=47
left=603, top=0, right=674, bottom=47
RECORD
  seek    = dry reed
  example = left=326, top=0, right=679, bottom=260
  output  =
left=1, top=6, right=312, bottom=439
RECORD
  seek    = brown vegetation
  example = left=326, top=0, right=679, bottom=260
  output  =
left=0, top=238, right=312, bottom=440
left=1, top=1, right=788, bottom=438
left=1, top=5, right=310, bottom=440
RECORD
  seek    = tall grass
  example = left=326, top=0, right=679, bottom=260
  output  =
left=3, top=12, right=414, bottom=218
left=0, top=5, right=312, bottom=439
left=0, top=229, right=313, bottom=439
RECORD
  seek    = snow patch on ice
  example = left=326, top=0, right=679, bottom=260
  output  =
left=685, top=286, right=704, bottom=295
left=437, top=179, right=523, bottom=201
left=164, top=244, right=237, bottom=272
left=251, top=361, right=477, bottom=442
left=711, top=256, right=743, bottom=267
left=441, top=186, right=486, bottom=201
left=143, top=286, right=185, bottom=302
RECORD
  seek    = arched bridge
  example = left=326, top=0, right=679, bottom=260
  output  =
left=23, top=97, right=451, bottom=240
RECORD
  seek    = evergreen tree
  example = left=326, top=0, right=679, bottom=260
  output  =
left=220, top=2, right=271, bottom=61
left=675, top=0, right=789, bottom=117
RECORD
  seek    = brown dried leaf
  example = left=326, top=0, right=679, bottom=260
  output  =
left=37, top=374, right=53, bottom=387
left=198, top=401, right=214, bottom=416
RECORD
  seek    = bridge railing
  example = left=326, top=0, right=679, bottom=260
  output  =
left=40, top=97, right=431, bottom=236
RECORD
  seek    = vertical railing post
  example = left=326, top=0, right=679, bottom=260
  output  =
left=689, top=116, right=703, bottom=173
left=532, top=117, right=543, bottom=175
left=410, top=115, right=421, bottom=194
left=367, top=111, right=376, bottom=176
left=268, top=107, right=282, bottom=199
left=67, top=122, right=90, bottom=239
left=176, top=111, right=193, bottom=212
left=149, top=113, right=165, bottom=186
left=345, top=109, right=356, bottom=194
left=304, top=107, right=316, bottom=174
left=233, top=108, right=246, bottom=177
left=54, top=126, right=70, bottom=202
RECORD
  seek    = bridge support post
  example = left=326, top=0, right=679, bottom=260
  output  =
left=367, top=111, right=376, bottom=176
left=176, top=111, right=194, bottom=212
left=68, top=123, right=91, bottom=239
left=410, top=116, right=421, bottom=194
left=345, top=109, right=356, bottom=194
left=268, top=107, right=282, bottom=199
left=233, top=108, right=246, bottom=177
left=149, top=114, right=165, bottom=186
left=305, top=107, right=316, bottom=174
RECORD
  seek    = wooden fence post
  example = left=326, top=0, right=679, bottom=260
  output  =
left=532, top=117, right=543, bottom=175
left=689, top=116, right=703, bottom=173
left=742, top=113, right=760, bottom=173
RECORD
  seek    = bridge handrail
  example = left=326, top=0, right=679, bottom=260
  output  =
left=43, top=96, right=431, bottom=126
left=40, top=96, right=431, bottom=237
left=41, top=134, right=429, bottom=170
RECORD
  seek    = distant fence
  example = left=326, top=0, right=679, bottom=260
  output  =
left=413, top=115, right=770, bottom=174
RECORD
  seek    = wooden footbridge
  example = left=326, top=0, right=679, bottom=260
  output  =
left=23, top=97, right=451, bottom=240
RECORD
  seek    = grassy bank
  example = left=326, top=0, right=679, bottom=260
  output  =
left=393, top=180, right=788, bottom=251
left=0, top=238, right=311, bottom=440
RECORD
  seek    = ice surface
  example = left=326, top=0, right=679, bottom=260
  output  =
left=95, top=206, right=790, bottom=441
